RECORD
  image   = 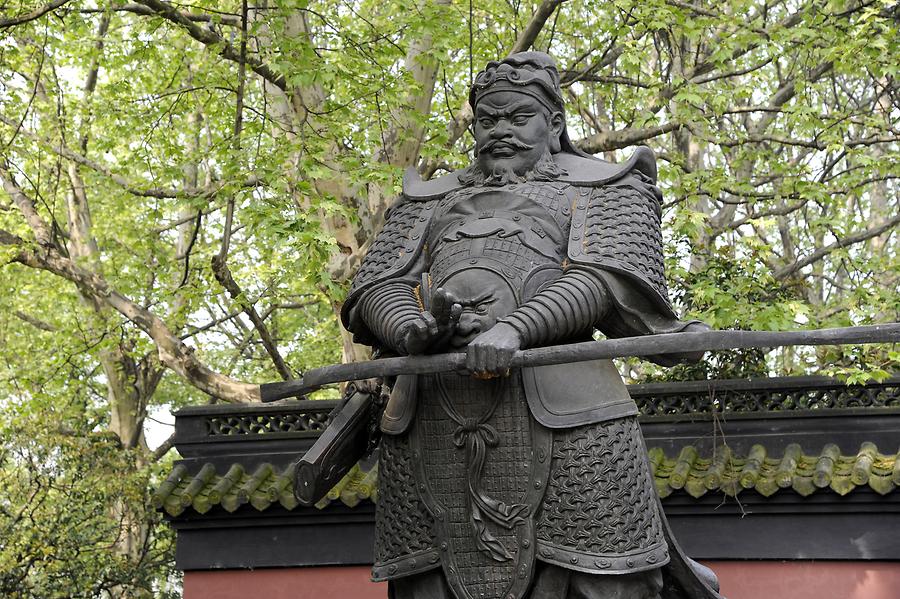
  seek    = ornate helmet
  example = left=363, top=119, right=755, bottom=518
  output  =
left=469, top=51, right=589, bottom=157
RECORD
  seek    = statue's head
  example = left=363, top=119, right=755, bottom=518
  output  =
left=464, top=52, right=579, bottom=185
left=434, top=268, right=518, bottom=349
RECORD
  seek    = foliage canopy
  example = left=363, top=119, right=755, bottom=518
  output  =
left=0, top=0, right=897, bottom=595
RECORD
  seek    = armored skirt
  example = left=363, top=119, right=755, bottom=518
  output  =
left=372, top=371, right=668, bottom=599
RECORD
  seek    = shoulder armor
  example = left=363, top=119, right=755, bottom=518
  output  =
left=402, top=167, right=466, bottom=201
left=568, top=182, right=672, bottom=312
left=342, top=199, right=434, bottom=329
left=555, top=146, right=657, bottom=186
left=401, top=147, right=658, bottom=200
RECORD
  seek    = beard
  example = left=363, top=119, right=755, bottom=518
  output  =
left=457, top=148, right=566, bottom=187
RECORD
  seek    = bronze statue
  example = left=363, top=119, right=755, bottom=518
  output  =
left=339, top=52, right=722, bottom=599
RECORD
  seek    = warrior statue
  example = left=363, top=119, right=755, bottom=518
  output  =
left=340, top=52, right=722, bottom=599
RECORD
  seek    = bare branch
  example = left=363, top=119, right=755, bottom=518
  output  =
left=775, top=214, right=900, bottom=280
left=132, top=0, right=286, bottom=92
left=13, top=310, right=57, bottom=332
left=0, top=162, right=53, bottom=246
left=77, top=4, right=241, bottom=26
left=0, top=225, right=259, bottom=403
left=0, top=0, right=70, bottom=29
left=210, top=255, right=294, bottom=381
left=575, top=121, right=683, bottom=154
left=509, top=0, right=567, bottom=55
left=151, top=433, right=176, bottom=462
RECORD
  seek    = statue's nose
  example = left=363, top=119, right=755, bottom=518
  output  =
left=491, top=120, right=513, bottom=137
left=457, top=314, right=482, bottom=335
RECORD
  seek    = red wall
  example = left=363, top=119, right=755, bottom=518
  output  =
left=184, top=562, right=900, bottom=599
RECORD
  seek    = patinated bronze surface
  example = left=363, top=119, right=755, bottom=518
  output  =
left=340, top=52, right=723, bottom=599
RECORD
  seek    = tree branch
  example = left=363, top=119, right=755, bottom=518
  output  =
left=575, top=121, right=683, bottom=154
left=132, top=0, right=286, bottom=92
left=13, top=310, right=57, bottom=332
left=0, top=0, right=70, bottom=29
left=77, top=4, right=241, bottom=26
left=0, top=112, right=263, bottom=198
left=0, top=162, right=53, bottom=246
left=509, top=0, right=567, bottom=55
left=210, top=255, right=294, bottom=381
left=0, top=227, right=260, bottom=403
left=775, top=214, right=900, bottom=280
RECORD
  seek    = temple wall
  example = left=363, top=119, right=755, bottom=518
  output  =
left=182, top=562, right=900, bottom=599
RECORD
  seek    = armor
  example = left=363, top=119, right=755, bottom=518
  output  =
left=343, top=51, right=721, bottom=599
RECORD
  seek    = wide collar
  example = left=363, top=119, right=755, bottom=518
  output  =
left=402, top=147, right=656, bottom=201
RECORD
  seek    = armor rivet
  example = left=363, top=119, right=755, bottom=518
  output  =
left=430, top=555, right=439, bottom=564
left=626, top=558, right=635, bottom=567
left=409, top=559, right=417, bottom=568
left=418, top=217, right=427, bottom=222
left=411, top=234, right=420, bottom=240
left=440, top=542, right=448, bottom=551
left=388, top=565, right=398, bottom=574
left=541, top=548, right=553, bottom=558
left=522, top=539, right=530, bottom=548
left=570, top=557, right=578, bottom=564
left=419, top=483, right=426, bottom=492
left=513, top=215, right=520, bottom=221
left=647, top=554, right=657, bottom=563
left=577, top=204, right=585, bottom=209
left=572, top=234, right=580, bottom=241
left=469, top=259, right=478, bottom=264
left=534, top=480, right=542, bottom=488
left=538, top=449, right=546, bottom=462
left=596, top=559, right=611, bottom=568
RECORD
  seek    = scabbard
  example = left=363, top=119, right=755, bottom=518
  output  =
left=293, top=389, right=373, bottom=506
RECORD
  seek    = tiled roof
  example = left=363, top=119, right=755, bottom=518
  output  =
left=649, top=442, right=899, bottom=499
left=155, top=442, right=900, bottom=517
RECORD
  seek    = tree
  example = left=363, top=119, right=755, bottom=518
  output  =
left=0, top=0, right=897, bottom=595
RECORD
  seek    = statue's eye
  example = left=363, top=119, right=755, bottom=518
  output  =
left=512, top=115, right=530, bottom=126
left=478, top=118, right=495, bottom=128
left=474, top=304, right=489, bottom=315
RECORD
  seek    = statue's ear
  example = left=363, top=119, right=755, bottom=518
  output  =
left=548, top=111, right=564, bottom=153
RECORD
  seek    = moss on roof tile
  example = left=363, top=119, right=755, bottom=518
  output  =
left=155, top=442, right=900, bottom=516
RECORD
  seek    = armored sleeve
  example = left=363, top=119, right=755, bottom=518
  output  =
left=341, top=198, right=434, bottom=346
left=498, top=266, right=610, bottom=348
left=356, top=282, right=423, bottom=354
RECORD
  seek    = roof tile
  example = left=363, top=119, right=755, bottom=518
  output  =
left=157, top=443, right=900, bottom=516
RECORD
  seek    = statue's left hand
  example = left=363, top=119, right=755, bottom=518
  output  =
left=466, top=322, right=522, bottom=378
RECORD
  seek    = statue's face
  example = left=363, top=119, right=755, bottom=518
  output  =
left=437, top=269, right=517, bottom=349
left=473, top=90, right=562, bottom=176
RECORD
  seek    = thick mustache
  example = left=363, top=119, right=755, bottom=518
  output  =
left=480, top=138, right=532, bottom=153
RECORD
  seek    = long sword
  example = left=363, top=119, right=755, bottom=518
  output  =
left=261, top=323, right=900, bottom=402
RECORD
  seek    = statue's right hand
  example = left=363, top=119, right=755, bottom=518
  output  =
left=399, top=312, right=440, bottom=355
left=399, top=289, right=462, bottom=354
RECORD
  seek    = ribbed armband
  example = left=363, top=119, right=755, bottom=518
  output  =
left=499, top=268, right=609, bottom=348
left=358, top=283, right=423, bottom=354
